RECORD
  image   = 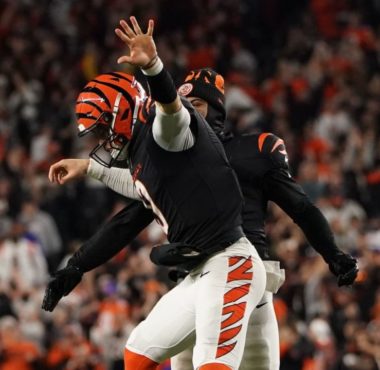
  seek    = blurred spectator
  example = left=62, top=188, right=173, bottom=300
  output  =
left=19, top=196, right=63, bottom=272
left=0, top=315, right=41, bottom=370
left=0, top=218, right=48, bottom=290
left=46, top=322, right=105, bottom=370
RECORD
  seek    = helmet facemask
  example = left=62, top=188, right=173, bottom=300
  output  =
left=78, top=92, right=129, bottom=167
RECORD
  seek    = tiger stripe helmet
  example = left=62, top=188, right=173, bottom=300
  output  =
left=75, top=72, right=147, bottom=167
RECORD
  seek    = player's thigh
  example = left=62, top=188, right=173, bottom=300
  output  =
left=193, top=239, right=266, bottom=369
left=241, top=291, right=280, bottom=370
left=126, top=278, right=196, bottom=363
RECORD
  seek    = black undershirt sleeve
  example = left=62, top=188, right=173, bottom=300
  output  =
left=263, top=168, right=341, bottom=262
left=68, top=201, right=155, bottom=272
left=145, top=68, right=177, bottom=104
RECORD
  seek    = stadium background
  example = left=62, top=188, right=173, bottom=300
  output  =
left=1, top=0, right=380, bottom=369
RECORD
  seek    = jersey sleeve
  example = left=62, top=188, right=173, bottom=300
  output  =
left=257, top=133, right=290, bottom=172
left=263, top=168, right=342, bottom=263
left=87, top=159, right=141, bottom=199
left=68, top=201, right=155, bottom=272
left=152, top=101, right=195, bottom=151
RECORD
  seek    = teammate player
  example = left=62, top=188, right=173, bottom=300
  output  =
left=44, top=17, right=267, bottom=370
left=173, top=69, right=358, bottom=370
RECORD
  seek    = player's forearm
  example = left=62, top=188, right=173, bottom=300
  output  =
left=265, top=169, right=342, bottom=262
left=141, top=57, right=194, bottom=150
left=141, top=56, right=179, bottom=113
left=290, top=202, right=342, bottom=262
left=68, top=201, right=154, bottom=272
left=87, top=159, right=140, bottom=199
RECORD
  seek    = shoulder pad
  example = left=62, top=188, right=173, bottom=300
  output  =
left=257, top=133, right=289, bottom=169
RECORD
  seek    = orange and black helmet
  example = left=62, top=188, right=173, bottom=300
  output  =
left=75, top=72, right=147, bottom=167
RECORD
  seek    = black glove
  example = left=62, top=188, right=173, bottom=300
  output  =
left=41, top=264, right=83, bottom=312
left=328, top=252, right=358, bottom=287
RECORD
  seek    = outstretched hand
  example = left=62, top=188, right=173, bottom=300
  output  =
left=48, top=159, right=89, bottom=185
left=115, top=16, right=157, bottom=68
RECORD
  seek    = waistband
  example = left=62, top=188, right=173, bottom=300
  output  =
left=151, top=226, right=245, bottom=280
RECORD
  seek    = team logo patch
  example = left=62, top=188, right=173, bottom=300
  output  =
left=178, top=83, right=193, bottom=96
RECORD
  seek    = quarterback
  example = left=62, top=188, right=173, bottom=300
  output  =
left=44, top=17, right=267, bottom=370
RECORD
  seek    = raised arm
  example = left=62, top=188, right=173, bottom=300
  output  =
left=261, top=134, right=358, bottom=286
left=115, top=17, right=194, bottom=151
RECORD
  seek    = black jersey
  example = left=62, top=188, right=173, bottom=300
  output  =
left=224, top=132, right=340, bottom=261
left=70, top=131, right=341, bottom=270
left=126, top=99, right=243, bottom=248
left=223, top=133, right=290, bottom=259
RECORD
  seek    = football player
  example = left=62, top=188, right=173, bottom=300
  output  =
left=172, top=69, right=359, bottom=370
left=44, top=17, right=267, bottom=370
left=43, top=67, right=358, bottom=370
left=43, top=27, right=358, bottom=370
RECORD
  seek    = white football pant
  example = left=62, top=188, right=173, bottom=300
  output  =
left=125, top=237, right=266, bottom=370
left=171, top=260, right=285, bottom=370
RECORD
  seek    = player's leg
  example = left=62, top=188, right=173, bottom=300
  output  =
left=193, top=237, right=266, bottom=370
left=124, top=276, right=196, bottom=369
left=240, top=291, right=280, bottom=370
left=124, top=348, right=159, bottom=370
left=171, top=290, right=280, bottom=370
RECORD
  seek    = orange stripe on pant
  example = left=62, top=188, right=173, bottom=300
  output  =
left=227, top=257, right=253, bottom=282
left=199, top=363, right=232, bottom=369
left=124, top=348, right=159, bottom=370
left=215, top=257, right=253, bottom=359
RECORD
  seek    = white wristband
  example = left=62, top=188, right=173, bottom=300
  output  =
left=141, top=57, right=163, bottom=76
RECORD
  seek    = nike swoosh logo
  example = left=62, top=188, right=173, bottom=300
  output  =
left=256, top=302, right=267, bottom=309
left=200, top=271, right=210, bottom=278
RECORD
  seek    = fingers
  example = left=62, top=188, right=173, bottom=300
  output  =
left=48, top=162, right=57, bottom=182
left=115, top=27, right=131, bottom=44
left=130, top=16, right=142, bottom=34
left=49, top=161, right=65, bottom=183
left=58, top=171, right=78, bottom=185
left=49, top=159, right=84, bottom=185
left=147, top=19, right=154, bottom=36
left=41, top=282, right=63, bottom=312
left=49, top=161, right=69, bottom=185
left=117, top=55, right=133, bottom=64
left=116, top=17, right=154, bottom=40
left=338, top=266, right=359, bottom=286
left=119, top=19, right=135, bottom=38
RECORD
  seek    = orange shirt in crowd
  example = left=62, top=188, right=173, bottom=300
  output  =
left=187, top=47, right=216, bottom=71
left=344, top=26, right=376, bottom=50
left=1, top=340, right=40, bottom=370
left=310, top=0, right=347, bottom=39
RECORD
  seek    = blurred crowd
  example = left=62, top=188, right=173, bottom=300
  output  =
left=0, top=0, right=380, bottom=369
